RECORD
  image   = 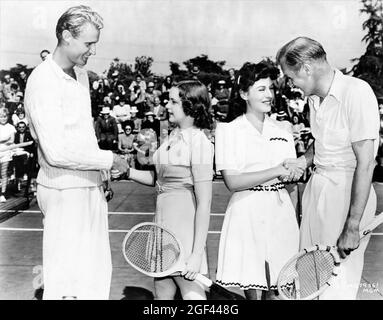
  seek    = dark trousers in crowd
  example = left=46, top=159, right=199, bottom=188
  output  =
left=98, top=133, right=117, bottom=151
left=13, top=154, right=29, bottom=180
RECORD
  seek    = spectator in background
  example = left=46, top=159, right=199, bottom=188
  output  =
left=144, top=81, right=162, bottom=113
left=1, top=74, right=12, bottom=101
left=109, top=70, right=121, bottom=93
left=6, top=83, right=22, bottom=118
left=95, top=106, right=119, bottom=151
left=18, top=71, right=28, bottom=93
left=130, top=84, right=146, bottom=118
left=190, top=65, right=201, bottom=80
left=117, top=121, right=136, bottom=168
left=153, top=96, right=167, bottom=120
left=39, top=49, right=50, bottom=61
left=112, top=96, right=131, bottom=133
left=291, top=113, right=305, bottom=141
left=13, top=121, right=35, bottom=191
left=214, top=80, right=230, bottom=101
left=0, top=80, right=4, bottom=103
left=141, top=111, right=160, bottom=138
left=0, top=107, right=16, bottom=202
left=153, top=97, right=169, bottom=138
left=12, top=105, right=28, bottom=127
left=227, top=68, right=236, bottom=92
left=116, top=84, right=127, bottom=101
left=7, top=83, right=20, bottom=102
left=103, top=94, right=113, bottom=109
left=161, top=75, right=173, bottom=101
left=129, top=106, right=142, bottom=134
left=152, top=75, right=162, bottom=91
left=129, top=74, right=146, bottom=92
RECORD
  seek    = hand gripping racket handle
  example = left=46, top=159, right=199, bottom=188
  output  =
left=360, top=212, right=383, bottom=239
left=195, top=274, right=213, bottom=288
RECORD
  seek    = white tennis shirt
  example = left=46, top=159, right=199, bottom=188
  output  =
left=308, top=69, right=380, bottom=170
left=24, top=55, right=113, bottom=189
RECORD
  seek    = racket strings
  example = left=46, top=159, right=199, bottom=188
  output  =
left=124, top=225, right=181, bottom=274
left=279, top=250, right=335, bottom=299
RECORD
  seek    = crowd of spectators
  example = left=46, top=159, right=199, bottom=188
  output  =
left=0, top=53, right=44, bottom=202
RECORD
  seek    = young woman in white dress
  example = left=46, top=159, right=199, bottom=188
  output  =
left=215, top=61, right=301, bottom=300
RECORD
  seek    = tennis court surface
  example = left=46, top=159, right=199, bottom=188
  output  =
left=1, top=181, right=382, bottom=300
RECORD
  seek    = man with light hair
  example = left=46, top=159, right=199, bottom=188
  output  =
left=277, top=37, right=379, bottom=299
left=25, top=5, right=129, bottom=300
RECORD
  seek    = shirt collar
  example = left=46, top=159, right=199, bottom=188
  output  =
left=170, top=126, right=198, bottom=144
left=45, top=54, right=84, bottom=82
left=241, top=114, right=274, bottom=134
left=326, top=69, right=344, bottom=102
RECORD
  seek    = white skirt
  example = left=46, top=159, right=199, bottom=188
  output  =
left=37, top=185, right=112, bottom=300
left=216, top=187, right=299, bottom=290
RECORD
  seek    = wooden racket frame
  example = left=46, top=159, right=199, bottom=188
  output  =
left=277, top=212, right=383, bottom=300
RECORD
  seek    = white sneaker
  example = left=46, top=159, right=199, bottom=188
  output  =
left=0, top=195, right=6, bottom=202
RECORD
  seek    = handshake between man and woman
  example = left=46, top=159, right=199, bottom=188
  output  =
left=278, top=156, right=308, bottom=183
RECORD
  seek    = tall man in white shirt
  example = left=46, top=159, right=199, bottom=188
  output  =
left=24, top=5, right=129, bottom=300
left=276, top=37, right=380, bottom=299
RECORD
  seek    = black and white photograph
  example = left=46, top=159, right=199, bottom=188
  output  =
left=0, top=0, right=382, bottom=306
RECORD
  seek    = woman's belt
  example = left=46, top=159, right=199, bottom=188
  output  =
left=247, top=182, right=285, bottom=192
left=156, top=181, right=193, bottom=194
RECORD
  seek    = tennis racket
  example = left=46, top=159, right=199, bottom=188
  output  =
left=277, top=212, right=383, bottom=300
left=122, top=222, right=245, bottom=300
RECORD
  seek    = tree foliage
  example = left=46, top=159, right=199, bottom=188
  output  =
left=134, top=56, right=154, bottom=78
left=352, top=0, right=383, bottom=99
left=183, top=54, right=226, bottom=75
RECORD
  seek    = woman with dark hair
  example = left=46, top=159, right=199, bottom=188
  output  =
left=116, top=80, right=214, bottom=300
left=161, top=75, right=173, bottom=102
left=214, top=61, right=300, bottom=300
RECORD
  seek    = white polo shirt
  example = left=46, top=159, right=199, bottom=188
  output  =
left=309, top=69, right=379, bottom=170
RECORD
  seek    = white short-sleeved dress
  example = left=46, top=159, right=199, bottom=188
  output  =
left=215, top=114, right=299, bottom=291
left=152, top=126, right=214, bottom=274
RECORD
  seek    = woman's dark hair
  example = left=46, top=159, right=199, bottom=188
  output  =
left=122, top=120, right=135, bottom=132
left=226, top=60, right=279, bottom=122
left=175, top=80, right=213, bottom=130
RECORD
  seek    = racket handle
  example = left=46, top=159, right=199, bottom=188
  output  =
left=360, top=212, right=383, bottom=239
left=195, top=274, right=213, bottom=288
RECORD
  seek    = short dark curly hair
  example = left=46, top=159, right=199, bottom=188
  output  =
left=227, top=61, right=280, bottom=122
left=175, top=80, right=213, bottom=130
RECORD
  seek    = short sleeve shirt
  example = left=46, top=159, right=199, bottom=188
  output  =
left=153, top=127, right=214, bottom=184
left=308, top=69, right=380, bottom=169
left=215, top=115, right=296, bottom=177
